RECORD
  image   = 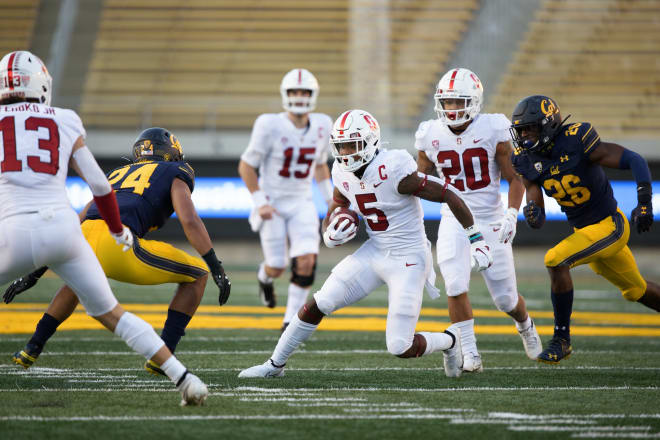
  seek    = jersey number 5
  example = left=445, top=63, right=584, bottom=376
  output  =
left=436, top=147, right=490, bottom=191
left=0, top=116, right=60, bottom=175
left=355, top=193, right=389, bottom=231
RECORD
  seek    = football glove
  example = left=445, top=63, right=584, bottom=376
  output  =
left=323, top=216, right=357, bottom=248
left=466, top=226, right=493, bottom=272
left=631, top=201, right=653, bottom=234
left=110, top=226, right=134, bottom=251
left=3, top=266, right=48, bottom=304
left=495, top=207, right=519, bottom=244
left=202, top=249, right=231, bottom=306
left=523, top=200, right=545, bottom=229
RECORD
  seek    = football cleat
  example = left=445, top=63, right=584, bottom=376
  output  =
left=442, top=326, right=463, bottom=378
left=462, top=352, right=483, bottom=373
left=258, top=279, right=276, bottom=308
left=177, top=372, right=208, bottom=406
left=12, top=348, right=39, bottom=369
left=537, top=336, right=572, bottom=364
left=238, top=359, right=285, bottom=378
left=519, top=320, right=543, bottom=360
left=144, top=359, right=166, bottom=377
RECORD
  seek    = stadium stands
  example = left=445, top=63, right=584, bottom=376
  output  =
left=487, top=0, right=660, bottom=139
left=80, top=0, right=478, bottom=130
left=0, top=0, right=39, bottom=56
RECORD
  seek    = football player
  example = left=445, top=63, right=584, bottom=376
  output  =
left=510, top=94, right=660, bottom=364
left=238, top=109, right=492, bottom=379
left=5, top=127, right=231, bottom=377
left=238, top=68, right=334, bottom=331
left=415, top=68, right=542, bottom=372
left=0, top=51, right=207, bottom=405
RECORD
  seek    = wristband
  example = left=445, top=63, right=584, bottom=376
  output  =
left=251, top=190, right=268, bottom=209
left=464, top=225, right=483, bottom=243
left=637, top=182, right=652, bottom=204
left=202, top=249, right=222, bottom=274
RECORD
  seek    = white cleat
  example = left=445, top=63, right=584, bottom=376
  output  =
left=463, top=352, right=483, bottom=373
left=442, top=326, right=463, bottom=378
left=519, top=320, right=543, bottom=360
left=177, top=372, right=208, bottom=406
left=238, top=359, right=285, bottom=378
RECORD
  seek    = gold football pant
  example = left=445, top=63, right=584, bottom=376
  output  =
left=544, top=208, right=647, bottom=301
left=81, top=219, right=208, bottom=285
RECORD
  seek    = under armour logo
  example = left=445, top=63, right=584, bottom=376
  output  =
left=560, top=155, right=569, bottom=163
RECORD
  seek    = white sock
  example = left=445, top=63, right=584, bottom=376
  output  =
left=114, top=312, right=164, bottom=359
left=283, top=283, right=309, bottom=324
left=418, top=332, right=453, bottom=355
left=160, top=355, right=187, bottom=385
left=258, top=262, right=273, bottom=284
left=515, top=315, right=532, bottom=332
left=455, top=319, right=478, bottom=355
left=271, top=314, right=317, bottom=366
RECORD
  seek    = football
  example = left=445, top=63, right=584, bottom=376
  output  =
left=329, top=207, right=359, bottom=231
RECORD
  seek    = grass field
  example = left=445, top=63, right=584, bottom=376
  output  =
left=1, top=243, right=659, bottom=439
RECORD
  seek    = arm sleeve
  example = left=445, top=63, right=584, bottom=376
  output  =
left=580, top=123, right=602, bottom=155
left=413, top=120, right=431, bottom=152
left=61, top=109, right=87, bottom=140
left=72, top=147, right=111, bottom=196
left=491, top=114, right=513, bottom=144
left=240, top=114, right=272, bottom=168
left=316, top=114, right=333, bottom=163
left=391, top=150, right=419, bottom=188
left=175, top=162, right=196, bottom=192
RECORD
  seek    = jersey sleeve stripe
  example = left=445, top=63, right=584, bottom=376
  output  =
left=133, top=239, right=208, bottom=279
left=581, top=125, right=594, bottom=141
left=583, top=135, right=601, bottom=154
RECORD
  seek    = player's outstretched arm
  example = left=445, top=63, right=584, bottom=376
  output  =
left=416, top=150, right=436, bottom=175
left=314, top=162, right=334, bottom=206
left=589, top=141, right=653, bottom=233
left=2, top=266, right=49, bottom=304
left=171, top=178, right=231, bottom=305
left=495, top=141, right=524, bottom=243
left=238, top=159, right=275, bottom=220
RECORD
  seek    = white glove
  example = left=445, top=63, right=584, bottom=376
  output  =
left=323, top=216, right=357, bottom=248
left=495, top=207, right=519, bottom=244
left=465, top=226, right=492, bottom=272
left=110, top=226, right=134, bottom=252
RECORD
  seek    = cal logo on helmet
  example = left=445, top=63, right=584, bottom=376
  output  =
left=132, top=127, right=184, bottom=162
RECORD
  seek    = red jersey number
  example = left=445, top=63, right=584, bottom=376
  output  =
left=279, top=147, right=316, bottom=179
left=436, top=147, right=490, bottom=191
left=0, top=116, right=60, bottom=175
left=355, top=193, right=389, bottom=232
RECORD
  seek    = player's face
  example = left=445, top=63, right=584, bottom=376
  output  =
left=287, top=89, right=312, bottom=108
left=440, top=98, right=469, bottom=121
left=334, top=140, right=359, bottom=156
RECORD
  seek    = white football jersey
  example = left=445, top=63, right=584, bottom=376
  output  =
left=241, top=112, right=332, bottom=200
left=332, top=149, right=427, bottom=251
left=0, top=102, right=85, bottom=218
left=414, top=113, right=511, bottom=220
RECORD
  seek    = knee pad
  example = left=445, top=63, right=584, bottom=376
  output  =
left=114, top=312, right=164, bottom=360
left=290, top=257, right=316, bottom=287
left=493, top=293, right=518, bottom=313
left=386, top=335, right=412, bottom=357
left=544, top=248, right=560, bottom=268
left=487, top=278, right=519, bottom=313
left=622, top=282, right=647, bottom=302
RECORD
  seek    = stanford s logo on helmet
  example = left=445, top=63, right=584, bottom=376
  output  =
left=330, top=109, right=380, bottom=172
left=509, top=95, right=566, bottom=154
left=133, top=127, right=184, bottom=162
left=0, top=51, right=52, bottom=105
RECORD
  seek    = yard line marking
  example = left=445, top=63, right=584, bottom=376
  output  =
left=508, top=426, right=652, bottom=432
left=572, top=433, right=660, bottom=438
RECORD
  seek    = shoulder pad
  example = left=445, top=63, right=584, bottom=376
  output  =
left=414, top=120, right=433, bottom=140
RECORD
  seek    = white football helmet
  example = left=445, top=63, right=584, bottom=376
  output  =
left=330, top=109, right=380, bottom=172
left=0, top=51, right=52, bottom=106
left=280, top=68, right=319, bottom=114
left=434, top=67, right=483, bottom=127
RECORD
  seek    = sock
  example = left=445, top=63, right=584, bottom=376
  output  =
left=418, top=331, right=454, bottom=355
left=160, top=309, right=192, bottom=354
left=160, top=355, right=187, bottom=385
left=258, top=262, right=273, bottom=284
left=271, top=314, right=317, bottom=366
left=551, top=289, right=573, bottom=340
left=27, top=313, right=61, bottom=354
left=515, top=315, right=532, bottom=332
left=283, top=283, right=309, bottom=324
left=454, top=319, right=477, bottom=355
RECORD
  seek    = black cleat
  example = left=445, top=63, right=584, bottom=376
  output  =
left=258, top=280, right=276, bottom=308
left=537, top=336, right=572, bottom=364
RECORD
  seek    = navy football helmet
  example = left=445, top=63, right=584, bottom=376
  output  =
left=509, top=95, right=566, bottom=154
left=132, top=127, right=183, bottom=162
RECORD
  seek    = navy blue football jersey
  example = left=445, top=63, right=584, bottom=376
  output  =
left=85, top=160, right=195, bottom=237
left=511, top=122, right=617, bottom=229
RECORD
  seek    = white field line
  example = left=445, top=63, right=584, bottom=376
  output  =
left=4, top=349, right=658, bottom=356
left=572, top=433, right=660, bottom=438
left=238, top=397, right=367, bottom=402
left=508, top=426, right=651, bottom=432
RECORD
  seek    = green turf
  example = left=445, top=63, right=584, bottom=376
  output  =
left=0, top=246, right=659, bottom=439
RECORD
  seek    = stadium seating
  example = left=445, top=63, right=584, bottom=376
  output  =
left=487, top=0, right=660, bottom=139
left=0, top=0, right=39, bottom=56
left=80, top=0, right=478, bottom=130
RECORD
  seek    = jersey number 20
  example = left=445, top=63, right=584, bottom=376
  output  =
left=436, top=147, right=490, bottom=191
